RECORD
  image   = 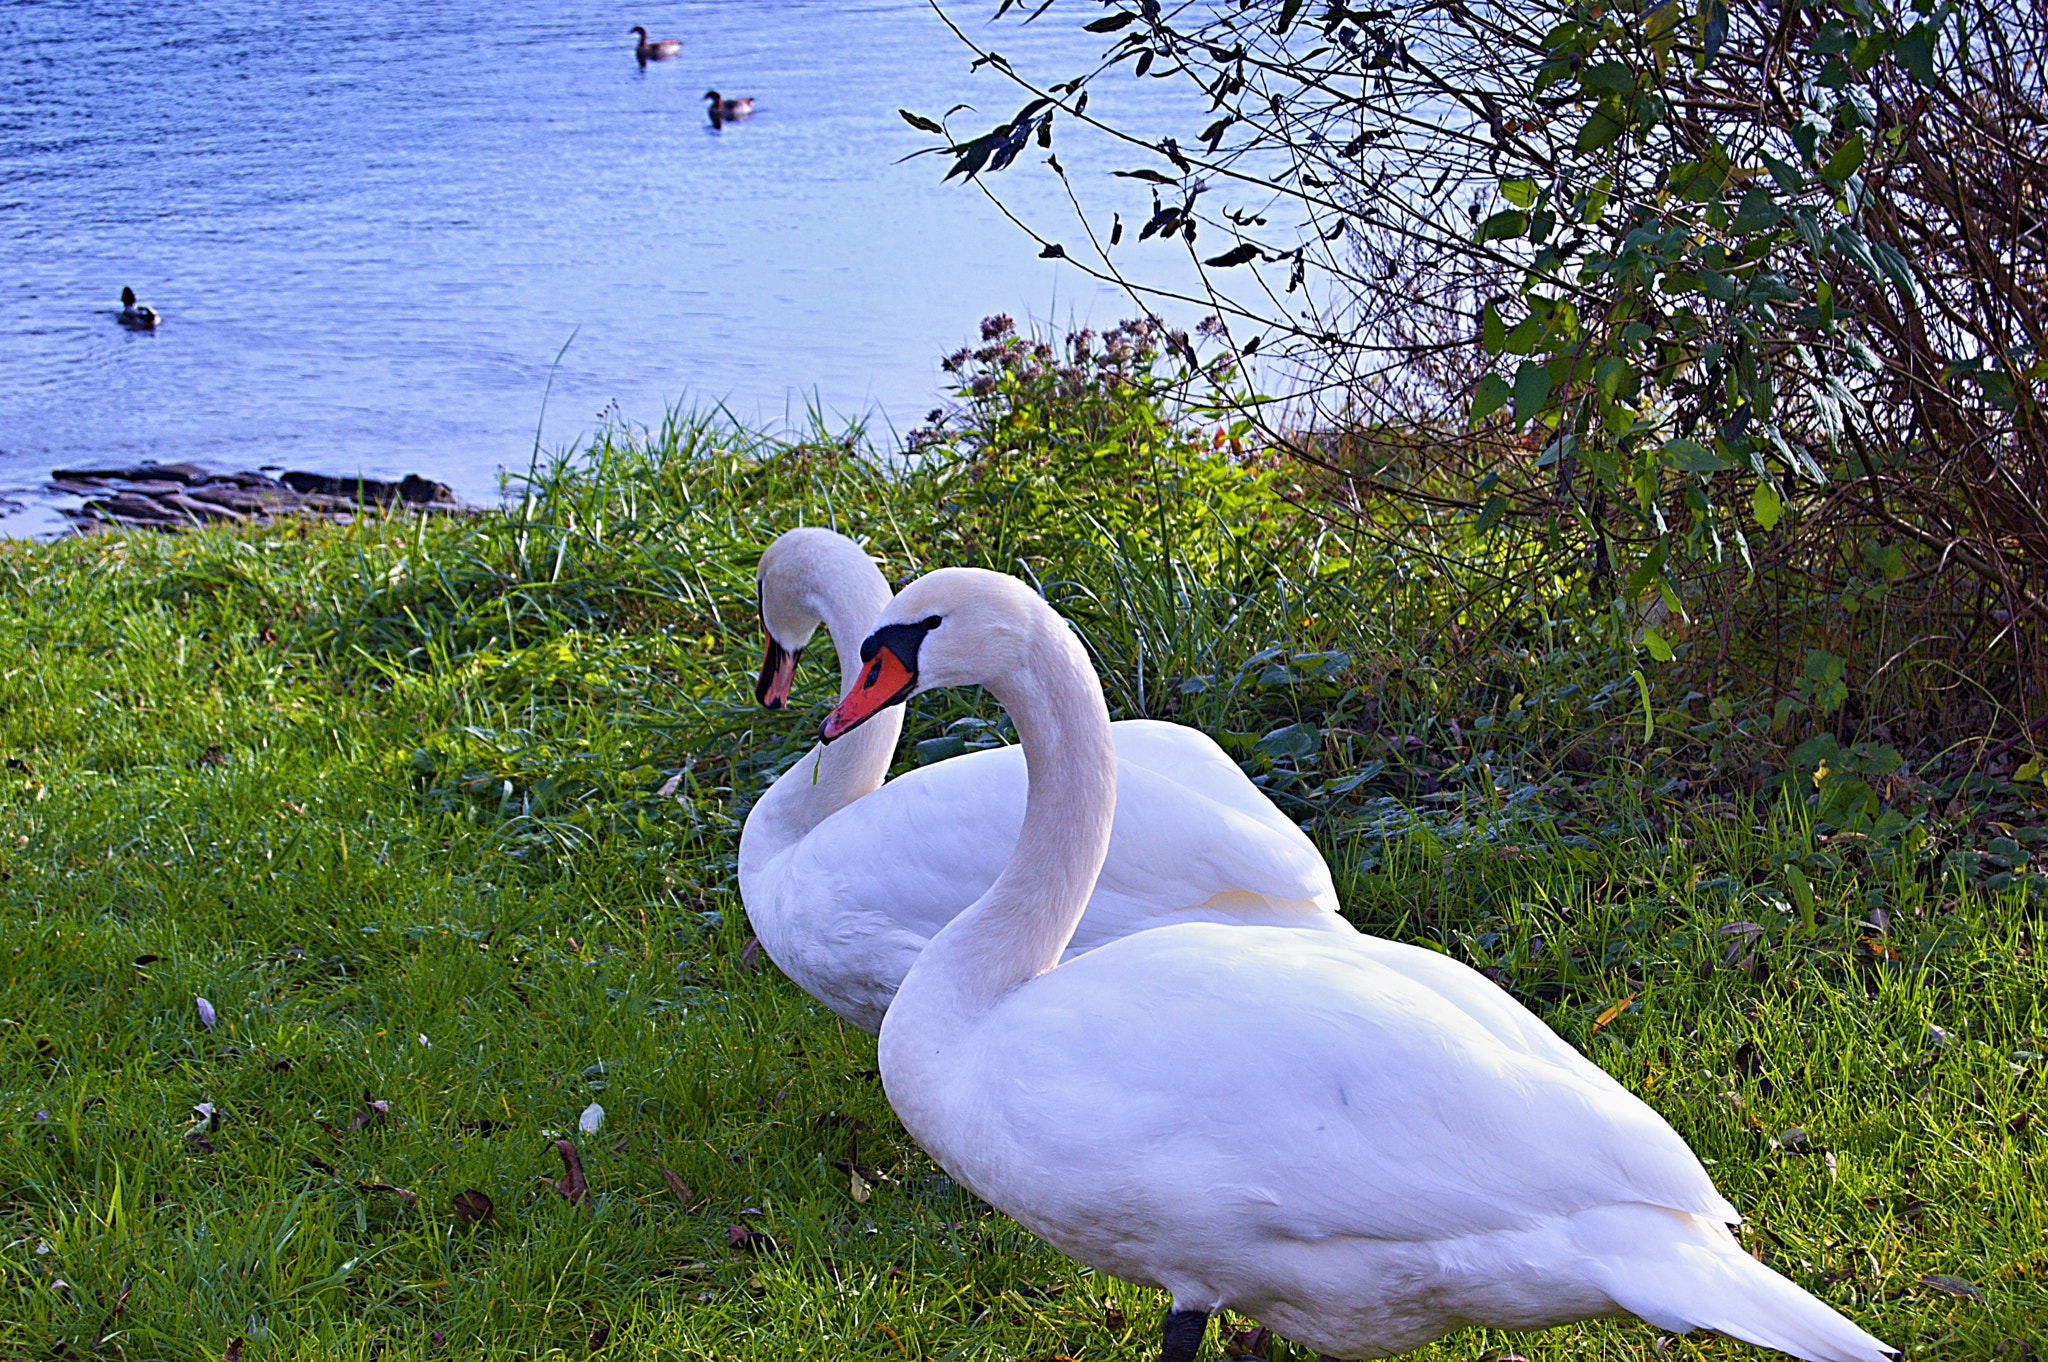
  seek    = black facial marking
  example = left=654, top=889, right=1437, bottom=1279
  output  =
left=858, top=615, right=944, bottom=670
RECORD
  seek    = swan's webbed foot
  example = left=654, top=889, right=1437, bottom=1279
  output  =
left=1160, top=1308, right=1209, bottom=1362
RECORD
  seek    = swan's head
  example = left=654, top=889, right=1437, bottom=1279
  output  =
left=630, top=25, right=648, bottom=37
left=819, top=568, right=1039, bottom=743
left=754, top=527, right=888, bottom=709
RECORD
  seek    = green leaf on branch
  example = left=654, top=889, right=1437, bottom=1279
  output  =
left=1819, top=131, right=1866, bottom=188
left=899, top=109, right=944, bottom=134
left=1700, top=0, right=1730, bottom=69
left=1114, top=168, right=1179, bottom=184
left=1471, top=373, right=1512, bottom=425
left=1476, top=210, right=1528, bottom=244
left=1626, top=539, right=1670, bottom=596
left=1481, top=304, right=1507, bottom=356
left=1273, top=0, right=1306, bottom=35
left=1897, top=23, right=1937, bottom=83
left=1512, top=361, right=1554, bottom=423
left=1658, top=437, right=1731, bottom=473
left=1595, top=355, right=1633, bottom=400
left=1575, top=109, right=1627, bottom=154
left=1760, top=152, right=1804, bottom=195
left=1643, top=628, right=1675, bottom=662
left=1085, top=11, right=1140, bottom=31
left=1475, top=494, right=1508, bottom=535
left=1752, top=480, right=1784, bottom=530
left=1499, top=177, right=1539, bottom=209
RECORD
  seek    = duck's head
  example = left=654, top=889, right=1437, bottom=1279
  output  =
left=821, top=569, right=1041, bottom=742
left=630, top=25, right=648, bottom=37
left=121, top=286, right=136, bottom=308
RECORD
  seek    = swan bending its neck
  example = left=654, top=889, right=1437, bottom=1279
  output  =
left=821, top=567, right=1114, bottom=1022
left=738, top=529, right=900, bottom=882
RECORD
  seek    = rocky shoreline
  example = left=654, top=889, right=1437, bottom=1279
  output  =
left=46, top=462, right=468, bottom=533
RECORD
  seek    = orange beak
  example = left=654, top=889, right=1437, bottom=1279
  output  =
left=820, top=645, right=915, bottom=742
left=755, top=629, right=799, bottom=709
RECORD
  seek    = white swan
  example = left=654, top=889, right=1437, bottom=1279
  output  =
left=821, top=566, right=1894, bottom=1362
left=738, top=527, right=1350, bottom=1035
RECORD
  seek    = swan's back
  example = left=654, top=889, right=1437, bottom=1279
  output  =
left=742, top=722, right=1348, bottom=1033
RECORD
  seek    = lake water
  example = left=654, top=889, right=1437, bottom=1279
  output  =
left=0, top=0, right=1208, bottom=532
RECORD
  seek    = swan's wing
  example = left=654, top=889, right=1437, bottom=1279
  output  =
left=1341, top=936, right=1636, bottom=1093
left=1111, top=719, right=1324, bottom=852
left=751, top=739, right=1348, bottom=1020
left=1069, top=757, right=1345, bottom=951
left=957, top=924, right=1735, bottom=1249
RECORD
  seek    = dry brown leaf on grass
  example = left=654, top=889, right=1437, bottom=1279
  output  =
left=553, top=1140, right=591, bottom=1206
left=737, top=936, right=762, bottom=973
left=661, top=1167, right=691, bottom=1205
left=452, top=1189, right=494, bottom=1224
left=726, top=1223, right=777, bottom=1252
left=223, top=1338, right=244, bottom=1362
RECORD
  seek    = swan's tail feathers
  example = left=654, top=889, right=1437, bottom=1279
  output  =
left=1575, top=1205, right=1895, bottom=1362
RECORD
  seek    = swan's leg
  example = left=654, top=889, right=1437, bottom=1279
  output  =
left=1159, top=1308, right=1208, bottom=1362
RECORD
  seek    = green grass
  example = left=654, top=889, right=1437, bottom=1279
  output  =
left=0, top=410, right=2040, bottom=1360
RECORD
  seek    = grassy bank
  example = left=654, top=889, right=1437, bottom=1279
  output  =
left=0, top=396, right=2041, bottom=1360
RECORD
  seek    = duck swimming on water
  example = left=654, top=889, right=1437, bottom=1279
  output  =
left=630, top=26, right=680, bottom=62
left=117, top=286, right=158, bottom=331
left=705, top=90, right=754, bottom=121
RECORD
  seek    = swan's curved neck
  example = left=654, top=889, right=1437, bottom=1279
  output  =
left=893, top=617, right=1115, bottom=1024
left=739, top=564, right=900, bottom=875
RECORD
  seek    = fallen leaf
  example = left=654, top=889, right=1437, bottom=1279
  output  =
left=195, top=996, right=218, bottom=1031
left=1589, top=993, right=1637, bottom=1037
left=1919, top=1272, right=1982, bottom=1300
left=661, top=1167, right=691, bottom=1204
left=579, top=1102, right=605, bottom=1136
left=1103, top=1297, right=1126, bottom=1331
left=451, top=1189, right=494, bottom=1225
left=185, top=1131, right=218, bottom=1154
left=133, top=953, right=160, bottom=968
left=352, top=1092, right=391, bottom=1130
left=357, top=1180, right=419, bottom=1208
left=553, top=1139, right=591, bottom=1207
left=726, top=1223, right=777, bottom=1252
left=588, top=1323, right=611, bottom=1349
left=224, top=1338, right=245, bottom=1362
left=850, top=1168, right=871, bottom=1203
left=737, top=936, right=761, bottom=974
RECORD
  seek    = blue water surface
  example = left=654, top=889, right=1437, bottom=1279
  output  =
left=0, top=0, right=1206, bottom=530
